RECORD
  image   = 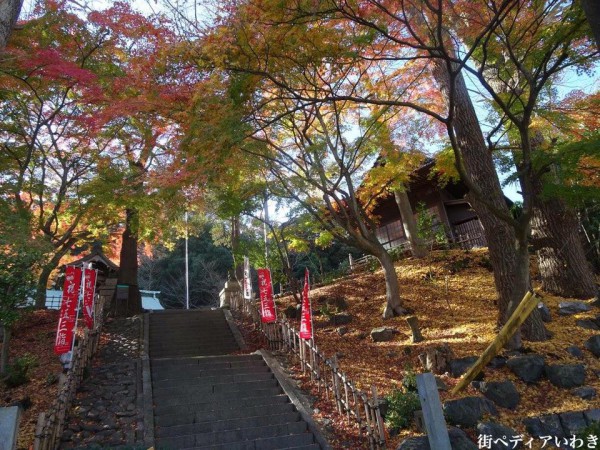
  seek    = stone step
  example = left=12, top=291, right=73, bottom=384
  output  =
left=149, top=325, right=230, bottom=332
left=150, top=324, right=230, bottom=331
left=149, top=322, right=230, bottom=329
left=150, top=347, right=239, bottom=358
left=155, top=402, right=296, bottom=428
left=149, top=341, right=239, bottom=352
left=151, top=354, right=263, bottom=367
left=153, top=386, right=283, bottom=407
left=153, top=372, right=275, bottom=389
left=184, top=432, right=317, bottom=450
left=155, top=411, right=301, bottom=438
left=151, top=347, right=239, bottom=355
left=149, top=342, right=239, bottom=352
left=149, top=309, right=224, bottom=317
left=149, top=323, right=232, bottom=330
left=150, top=320, right=227, bottom=325
left=152, top=365, right=271, bottom=381
left=149, top=335, right=238, bottom=342
left=154, top=394, right=290, bottom=417
left=152, top=360, right=266, bottom=374
left=151, top=354, right=263, bottom=368
left=153, top=378, right=280, bottom=398
left=155, top=421, right=309, bottom=449
left=151, top=351, right=240, bottom=359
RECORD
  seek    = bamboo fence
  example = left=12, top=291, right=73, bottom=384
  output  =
left=33, top=296, right=106, bottom=450
left=231, top=294, right=387, bottom=449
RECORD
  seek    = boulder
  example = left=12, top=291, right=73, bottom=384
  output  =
left=418, top=344, right=454, bottom=375
left=487, top=356, right=507, bottom=369
left=325, top=296, right=348, bottom=311
left=370, top=327, right=395, bottom=342
left=545, top=364, right=586, bottom=388
left=336, top=326, right=349, bottom=336
left=448, top=427, right=478, bottom=450
left=477, top=381, right=520, bottom=410
left=396, top=436, right=429, bottom=449
left=537, top=302, right=552, bottom=322
left=585, top=335, right=600, bottom=357
left=395, top=427, right=476, bottom=450
left=443, top=396, right=498, bottom=428
left=559, top=411, right=587, bottom=436
left=566, top=346, right=584, bottom=359
left=329, top=314, right=352, bottom=326
left=576, top=319, right=600, bottom=331
left=506, top=354, right=545, bottom=383
left=476, top=422, right=521, bottom=450
left=571, top=386, right=596, bottom=400
left=449, top=356, right=479, bottom=379
left=436, top=377, right=449, bottom=391
left=558, top=301, right=591, bottom=316
left=584, top=409, right=600, bottom=425
left=523, top=414, right=564, bottom=439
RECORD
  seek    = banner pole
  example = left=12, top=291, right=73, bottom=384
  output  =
left=70, top=265, right=84, bottom=359
left=309, top=271, right=314, bottom=343
left=91, top=268, right=98, bottom=329
left=185, top=210, right=190, bottom=310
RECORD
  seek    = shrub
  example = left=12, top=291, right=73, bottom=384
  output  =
left=367, top=257, right=380, bottom=272
left=319, top=303, right=335, bottom=319
left=445, top=256, right=471, bottom=274
left=44, top=372, right=59, bottom=386
left=580, top=421, right=600, bottom=443
left=401, top=365, right=417, bottom=392
left=384, top=366, right=421, bottom=430
left=384, top=389, right=421, bottom=430
left=3, top=353, right=38, bottom=388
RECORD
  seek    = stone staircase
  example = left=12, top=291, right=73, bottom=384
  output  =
left=149, top=309, right=240, bottom=358
left=148, top=309, right=324, bottom=450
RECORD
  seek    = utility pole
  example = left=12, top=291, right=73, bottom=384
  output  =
left=185, top=210, right=190, bottom=310
left=263, top=193, right=269, bottom=268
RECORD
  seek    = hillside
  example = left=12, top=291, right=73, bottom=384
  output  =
left=273, top=248, right=600, bottom=448
left=2, top=248, right=599, bottom=449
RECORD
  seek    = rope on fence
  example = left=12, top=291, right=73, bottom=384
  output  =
left=231, top=298, right=387, bottom=449
left=33, top=297, right=106, bottom=450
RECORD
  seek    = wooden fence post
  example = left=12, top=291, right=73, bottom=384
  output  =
left=371, top=385, right=385, bottom=447
left=416, top=372, right=451, bottom=450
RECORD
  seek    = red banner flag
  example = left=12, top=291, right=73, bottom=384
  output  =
left=54, top=266, right=82, bottom=355
left=299, top=268, right=313, bottom=340
left=82, top=268, right=97, bottom=329
left=257, top=268, right=276, bottom=323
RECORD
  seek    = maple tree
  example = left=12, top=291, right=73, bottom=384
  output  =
left=581, top=0, right=600, bottom=46
left=191, top=0, right=597, bottom=347
left=459, top=1, right=598, bottom=300
left=1, top=1, right=199, bottom=314
left=80, top=2, right=200, bottom=315
left=0, top=205, right=50, bottom=373
left=0, top=0, right=21, bottom=51
left=0, top=1, right=118, bottom=307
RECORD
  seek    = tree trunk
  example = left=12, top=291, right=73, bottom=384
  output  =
left=34, top=242, right=73, bottom=308
left=432, top=62, right=547, bottom=347
left=531, top=194, right=598, bottom=298
left=231, top=215, right=244, bottom=281
left=520, top=134, right=597, bottom=299
left=393, top=188, right=427, bottom=258
left=0, top=0, right=22, bottom=51
left=376, top=248, right=407, bottom=318
left=0, top=327, right=11, bottom=375
left=115, top=208, right=142, bottom=316
left=582, top=0, right=600, bottom=48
